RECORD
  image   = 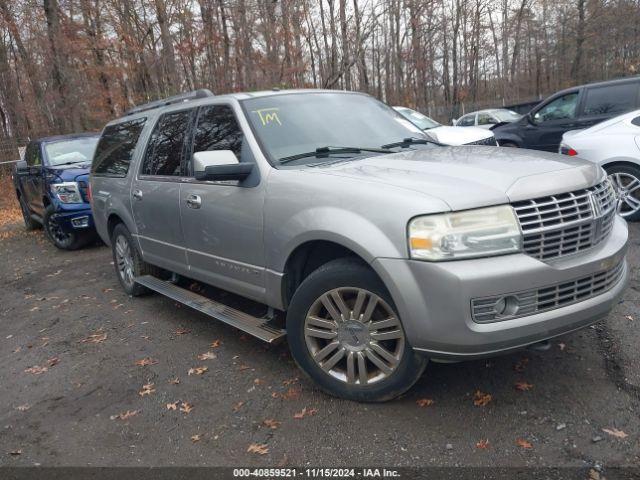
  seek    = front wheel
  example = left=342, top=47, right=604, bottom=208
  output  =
left=606, top=164, right=640, bottom=222
left=43, top=205, right=91, bottom=250
left=286, top=258, right=427, bottom=402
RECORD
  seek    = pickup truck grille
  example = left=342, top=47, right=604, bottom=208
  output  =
left=512, top=180, right=617, bottom=261
left=471, top=259, right=624, bottom=323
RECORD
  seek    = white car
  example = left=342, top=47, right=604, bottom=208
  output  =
left=393, top=106, right=497, bottom=146
left=454, top=108, right=521, bottom=129
left=559, top=109, right=640, bottom=220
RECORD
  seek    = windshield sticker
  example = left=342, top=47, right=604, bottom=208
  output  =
left=253, top=108, right=282, bottom=126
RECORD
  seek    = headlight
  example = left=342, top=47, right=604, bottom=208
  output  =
left=408, top=205, right=522, bottom=261
left=51, top=182, right=82, bottom=203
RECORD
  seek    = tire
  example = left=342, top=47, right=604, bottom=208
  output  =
left=110, top=223, right=161, bottom=296
left=43, top=204, right=92, bottom=250
left=605, top=164, right=640, bottom=222
left=286, top=258, right=428, bottom=402
left=18, top=195, right=39, bottom=230
left=500, top=141, right=518, bottom=148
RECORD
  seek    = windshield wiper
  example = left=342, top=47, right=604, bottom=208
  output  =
left=381, top=137, right=442, bottom=149
left=278, top=146, right=391, bottom=165
left=55, top=160, right=88, bottom=166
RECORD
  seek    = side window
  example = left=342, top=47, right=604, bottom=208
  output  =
left=92, top=118, right=146, bottom=177
left=458, top=115, right=475, bottom=126
left=534, top=93, right=579, bottom=123
left=477, top=113, right=494, bottom=125
left=192, top=105, right=243, bottom=160
left=632, top=116, right=640, bottom=127
left=141, top=110, right=193, bottom=176
left=582, top=83, right=639, bottom=117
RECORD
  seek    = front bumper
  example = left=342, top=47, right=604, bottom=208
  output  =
left=51, top=207, right=95, bottom=233
left=374, top=216, right=629, bottom=360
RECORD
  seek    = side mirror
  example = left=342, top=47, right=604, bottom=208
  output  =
left=527, top=112, right=538, bottom=124
left=193, top=150, right=253, bottom=182
left=15, top=160, right=28, bottom=174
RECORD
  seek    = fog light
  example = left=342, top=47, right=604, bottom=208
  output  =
left=494, top=295, right=520, bottom=317
left=71, top=216, right=89, bottom=228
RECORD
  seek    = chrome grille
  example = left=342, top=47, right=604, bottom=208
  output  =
left=471, top=260, right=625, bottom=323
left=512, top=180, right=617, bottom=260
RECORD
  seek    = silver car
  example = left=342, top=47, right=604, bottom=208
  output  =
left=90, top=89, right=628, bottom=402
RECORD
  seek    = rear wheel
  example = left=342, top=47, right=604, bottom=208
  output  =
left=110, top=223, right=160, bottom=296
left=18, top=195, right=39, bottom=230
left=43, top=205, right=92, bottom=250
left=606, top=164, right=640, bottom=221
left=287, top=258, right=427, bottom=402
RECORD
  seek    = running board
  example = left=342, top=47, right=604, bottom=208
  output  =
left=135, top=275, right=286, bottom=343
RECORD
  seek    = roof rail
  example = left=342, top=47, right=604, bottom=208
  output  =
left=125, top=89, right=215, bottom=116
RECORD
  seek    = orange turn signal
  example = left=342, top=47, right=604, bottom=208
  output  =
left=410, top=237, right=432, bottom=250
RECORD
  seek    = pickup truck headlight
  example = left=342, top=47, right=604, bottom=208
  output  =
left=51, top=182, right=82, bottom=204
left=408, top=205, right=522, bottom=261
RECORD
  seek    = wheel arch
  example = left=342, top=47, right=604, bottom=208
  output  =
left=600, top=157, right=640, bottom=171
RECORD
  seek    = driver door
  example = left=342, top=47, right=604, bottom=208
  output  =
left=525, top=91, right=580, bottom=151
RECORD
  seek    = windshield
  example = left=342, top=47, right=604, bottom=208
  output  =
left=45, top=137, right=99, bottom=166
left=243, top=93, right=429, bottom=166
left=394, top=107, right=441, bottom=130
left=492, top=110, right=521, bottom=122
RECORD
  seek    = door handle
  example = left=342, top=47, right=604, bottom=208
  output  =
left=132, top=189, right=143, bottom=200
left=186, top=194, right=202, bottom=209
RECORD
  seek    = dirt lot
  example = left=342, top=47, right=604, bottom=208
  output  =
left=0, top=194, right=639, bottom=470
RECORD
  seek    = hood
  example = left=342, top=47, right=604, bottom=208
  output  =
left=46, top=164, right=91, bottom=182
left=313, top=147, right=602, bottom=210
left=425, top=126, right=493, bottom=146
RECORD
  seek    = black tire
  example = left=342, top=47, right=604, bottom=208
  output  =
left=286, top=258, right=428, bottom=402
left=500, top=141, right=519, bottom=148
left=605, top=163, right=640, bottom=222
left=43, top=204, right=92, bottom=250
left=18, top=195, right=39, bottom=230
left=110, top=223, right=161, bottom=296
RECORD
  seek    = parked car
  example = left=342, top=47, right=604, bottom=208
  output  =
left=14, top=133, right=99, bottom=250
left=91, top=89, right=628, bottom=402
left=494, top=76, right=640, bottom=151
left=559, top=109, right=640, bottom=221
left=453, top=109, right=521, bottom=129
left=393, top=106, right=497, bottom=146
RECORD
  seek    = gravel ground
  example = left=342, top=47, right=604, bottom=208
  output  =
left=0, top=220, right=638, bottom=470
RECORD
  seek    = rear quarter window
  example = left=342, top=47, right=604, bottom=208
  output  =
left=582, top=82, right=639, bottom=117
left=92, top=118, right=146, bottom=177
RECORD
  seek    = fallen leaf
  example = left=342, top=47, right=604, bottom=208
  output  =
left=110, top=410, right=139, bottom=421
left=166, top=402, right=179, bottom=411
left=139, top=383, right=156, bottom=397
left=293, top=407, right=318, bottom=419
left=514, top=381, right=534, bottom=391
left=102, top=288, right=114, bottom=293
left=473, top=390, right=492, bottom=407
left=602, top=427, right=628, bottom=439
left=247, top=443, right=269, bottom=455
left=514, top=357, right=529, bottom=372
left=188, top=366, right=208, bottom=376
left=232, top=401, right=245, bottom=412
left=254, top=378, right=265, bottom=385
left=210, top=340, right=221, bottom=348
left=238, top=364, right=251, bottom=371
left=197, top=352, right=216, bottom=361
left=46, top=357, right=60, bottom=367
left=175, top=328, right=191, bottom=335
left=624, top=315, right=634, bottom=321
left=24, top=365, right=47, bottom=375
left=516, top=438, right=533, bottom=449
left=81, top=332, right=107, bottom=344
left=476, top=439, right=490, bottom=449
left=280, top=387, right=300, bottom=400
left=263, top=419, right=280, bottom=429
left=282, top=377, right=299, bottom=386
left=168, top=377, right=180, bottom=385
left=15, top=404, right=30, bottom=412
left=9, top=449, right=22, bottom=456
left=416, top=398, right=435, bottom=407
left=134, top=358, right=158, bottom=367
left=558, top=343, right=566, bottom=351
left=191, top=434, right=202, bottom=443
left=180, top=402, right=194, bottom=414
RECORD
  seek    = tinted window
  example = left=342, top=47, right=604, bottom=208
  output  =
left=632, top=116, right=640, bottom=127
left=93, top=118, right=146, bottom=177
left=477, top=113, right=495, bottom=125
left=24, top=142, right=41, bottom=166
left=141, top=111, right=192, bottom=176
left=193, top=105, right=243, bottom=159
left=534, top=93, right=578, bottom=123
left=582, top=83, right=639, bottom=117
left=458, top=115, right=475, bottom=126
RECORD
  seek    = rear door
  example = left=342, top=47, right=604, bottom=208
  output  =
left=524, top=91, right=581, bottom=151
left=179, top=103, right=267, bottom=303
left=576, top=80, right=640, bottom=129
left=131, top=109, right=195, bottom=272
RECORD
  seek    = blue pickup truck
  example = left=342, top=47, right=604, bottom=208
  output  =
left=13, top=133, right=100, bottom=250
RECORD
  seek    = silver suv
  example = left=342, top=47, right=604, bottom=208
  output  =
left=90, top=89, right=629, bottom=402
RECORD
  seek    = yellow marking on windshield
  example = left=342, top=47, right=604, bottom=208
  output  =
left=253, top=108, right=282, bottom=126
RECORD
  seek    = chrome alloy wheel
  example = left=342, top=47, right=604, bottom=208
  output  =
left=115, top=235, right=135, bottom=288
left=303, top=287, right=405, bottom=385
left=609, top=172, right=640, bottom=218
